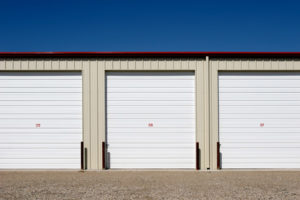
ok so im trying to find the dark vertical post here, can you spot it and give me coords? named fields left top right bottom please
left=84, top=148, right=87, bottom=170
left=196, top=142, right=200, bottom=170
left=81, top=141, right=84, bottom=170
left=217, top=142, right=221, bottom=169
left=102, top=142, right=106, bottom=169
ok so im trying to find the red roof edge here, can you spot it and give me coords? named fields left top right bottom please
left=0, top=52, right=300, bottom=57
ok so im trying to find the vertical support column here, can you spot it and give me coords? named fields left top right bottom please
left=209, top=60, right=219, bottom=170
left=90, top=60, right=99, bottom=169
left=196, top=57, right=210, bottom=170
left=196, top=60, right=203, bottom=170
left=82, top=62, right=91, bottom=169
left=204, top=56, right=210, bottom=169
left=98, top=60, right=106, bottom=170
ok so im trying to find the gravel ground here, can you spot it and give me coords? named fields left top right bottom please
left=0, top=171, right=300, bottom=200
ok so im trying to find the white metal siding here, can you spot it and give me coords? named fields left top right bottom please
left=0, top=72, right=82, bottom=169
left=106, top=72, right=196, bottom=168
left=219, top=72, right=300, bottom=168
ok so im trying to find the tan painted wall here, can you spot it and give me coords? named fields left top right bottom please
left=209, top=58, right=300, bottom=170
left=0, top=58, right=208, bottom=170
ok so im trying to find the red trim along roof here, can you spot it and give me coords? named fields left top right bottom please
left=0, top=52, right=300, bottom=57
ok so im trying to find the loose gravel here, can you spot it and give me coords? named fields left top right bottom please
left=0, top=171, right=299, bottom=200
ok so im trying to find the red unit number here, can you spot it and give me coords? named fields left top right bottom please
left=148, top=123, right=153, bottom=127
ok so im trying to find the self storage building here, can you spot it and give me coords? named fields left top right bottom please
left=0, top=52, right=300, bottom=170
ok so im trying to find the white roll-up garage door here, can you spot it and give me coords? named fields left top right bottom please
left=106, top=72, right=195, bottom=169
left=0, top=72, right=82, bottom=169
left=219, top=72, right=300, bottom=168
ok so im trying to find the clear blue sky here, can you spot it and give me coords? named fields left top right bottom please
left=1, top=0, right=300, bottom=52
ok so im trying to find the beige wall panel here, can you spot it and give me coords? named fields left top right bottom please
left=271, top=60, right=279, bottom=70
left=294, top=61, right=300, bottom=70
left=6, top=60, right=13, bottom=70
left=256, top=60, right=263, bottom=70
left=120, top=60, right=128, bottom=70
left=166, top=60, right=173, bottom=70
left=67, top=60, right=75, bottom=70
left=209, top=61, right=218, bottom=169
left=173, top=59, right=181, bottom=70
left=36, top=60, right=44, bottom=70
left=150, top=60, right=159, bottom=70
left=244, top=60, right=253, bottom=70
left=286, top=60, right=294, bottom=70
left=291, top=60, right=298, bottom=70
left=230, top=60, right=238, bottom=70
left=44, top=60, right=52, bottom=70
left=292, top=60, right=298, bottom=70
left=256, top=59, right=265, bottom=70
left=96, top=58, right=204, bottom=71
left=59, top=60, right=67, bottom=70
left=203, top=58, right=210, bottom=169
left=195, top=66, right=202, bottom=168
left=295, top=61, right=300, bottom=70
left=75, top=60, right=82, bottom=70
left=278, top=60, right=287, bottom=70
left=97, top=61, right=105, bottom=169
left=13, top=60, right=21, bottom=70
left=143, top=60, right=151, bottom=70
left=106, top=60, right=113, bottom=70
left=232, top=59, right=242, bottom=69
left=189, top=60, right=196, bottom=70
left=263, top=60, right=272, bottom=70
left=52, top=60, right=59, bottom=70
left=21, top=59, right=29, bottom=70
left=195, top=59, right=209, bottom=170
left=28, top=60, right=37, bottom=70
left=295, top=60, right=300, bottom=69
left=112, top=59, right=121, bottom=70
left=82, top=60, right=91, bottom=169
left=128, top=59, right=135, bottom=70
left=218, top=60, right=226, bottom=70
left=136, top=60, right=144, bottom=70
left=89, top=60, right=98, bottom=169
left=0, top=59, right=5, bottom=70
left=227, top=60, right=234, bottom=70
left=158, top=59, right=166, bottom=70
left=241, top=60, right=251, bottom=70
left=181, top=60, right=188, bottom=70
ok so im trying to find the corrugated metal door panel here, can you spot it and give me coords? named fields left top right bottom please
left=106, top=72, right=196, bottom=169
left=0, top=72, right=82, bottom=169
left=219, top=72, right=300, bottom=168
